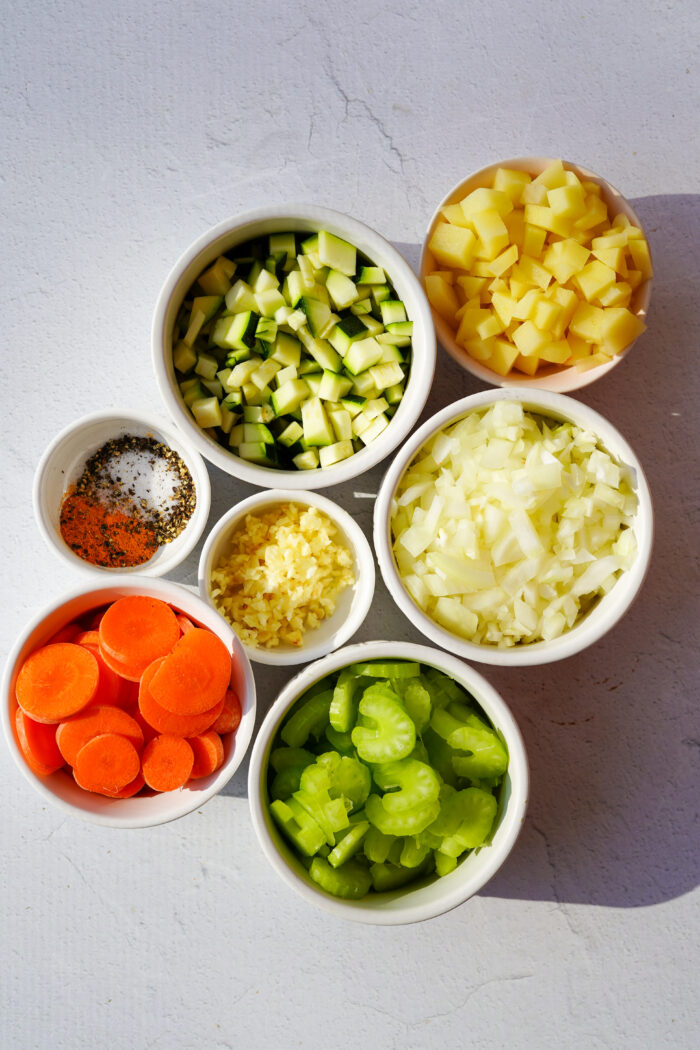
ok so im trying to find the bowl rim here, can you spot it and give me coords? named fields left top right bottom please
left=198, top=488, right=376, bottom=666
left=373, top=388, right=654, bottom=666
left=419, top=155, right=653, bottom=393
left=152, top=203, right=436, bottom=488
left=247, top=639, right=529, bottom=925
left=2, top=575, right=256, bottom=827
left=32, top=408, right=212, bottom=577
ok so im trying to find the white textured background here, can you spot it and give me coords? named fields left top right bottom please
left=2, top=2, right=699, bottom=1048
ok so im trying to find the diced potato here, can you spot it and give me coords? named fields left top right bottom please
left=517, top=255, right=552, bottom=290
left=569, top=302, right=605, bottom=342
left=460, top=188, right=513, bottom=221
left=493, top=167, right=532, bottom=203
left=491, top=290, right=519, bottom=326
left=512, top=320, right=549, bottom=356
left=471, top=209, right=509, bottom=260
left=542, top=239, right=590, bottom=284
left=486, top=243, right=518, bottom=277
left=626, top=269, right=644, bottom=290
left=513, top=352, right=540, bottom=375
left=511, top=288, right=540, bottom=321
left=522, top=223, right=547, bottom=257
left=628, top=238, right=653, bottom=280
left=572, top=260, right=617, bottom=302
left=531, top=159, right=567, bottom=189
left=440, top=203, right=473, bottom=227
left=539, top=339, right=572, bottom=364
left=461, top=337, right=495, bottom=362
left=456, top=275, right=488, bottom=300
left=476, top=312, right=506, bottom=339
left=592, top=244, right=628, bottom=274
left=428, top=222, right=477, bottom=269
left=533, top=296, right=563, bottom=332
left=598, top=281, right=632, bottom=308
left=523, top=204, right=571, bottom=237
left=425, top=273, right=460, bottom=322
left=489, top=338, right=519, bottom=375
left=472, top=259, right=495, bottom=277
left=574, top=195, right=608, bottom=230
left=547, top=183, right=586, bottom=219
left=566, top=333, right=593, bottom=361
left=598, top=307, right=646, bottom=354
left=575, top=350, right=613, bottom=371
left=504, top=209, right=526, bottom=249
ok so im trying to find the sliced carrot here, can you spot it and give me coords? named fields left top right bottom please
left=55, top=705, right=144, bottom=767
left=176, top=613, right=196, bottom=635
left=100, top=771, right=145, bottom=798
left=75, top=630, right=100, bottom=648
left=119, top=679, right=140, bottom=712
left=98, top=596, right=180, bottom=680
left=98, top=644, right=144, bottom=683
left=14, top=708, right=64, bottom=776
left=138, top=658, right=224, bottom=737
left=76, top=640, right=125, bottom=707
left=133, top=709, right=159, bottom=744
left=188, top=731, right=224, bottom=779
left=210, top=689, right=242, bottom=735
left=46, top=623, right=81, bottom=646
left=82, top=606, right=108, bottom=630
left=73, top=733, right=141, bottom=793
left=16, top=643, right=99, bottom=724
left=141, top=735, right=194, bottom=792
left=150, top=629, right=231, bottom=715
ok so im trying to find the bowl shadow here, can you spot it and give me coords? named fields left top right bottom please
left=209, top=196, right=699, bottom=909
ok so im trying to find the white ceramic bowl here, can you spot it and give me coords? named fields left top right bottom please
left=248, top=640, right=528, bottom=925
left=152, top=204, right=436, bottom=488
left=374, top=388, right=654, bottom=666
left=33, top=410, right=211, bottom=577
left=420, top=156, right=653, bottom=392
left=2, top=576, right=256, bottom=827
left=199, top=489, right=375, bottom=666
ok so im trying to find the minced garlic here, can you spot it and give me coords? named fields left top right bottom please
left=209, top=503, right=355, bottom=649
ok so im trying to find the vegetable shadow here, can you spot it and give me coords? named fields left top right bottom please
left=216, top=195, right=700, bottom=909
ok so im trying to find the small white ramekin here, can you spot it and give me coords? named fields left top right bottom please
left=199, top=489, right=375, bottom=666
left=248, top=640, right=528, bottom=925
left=374, top=388, right=653, bottom=666
left=420, top=157, right=653, bottom=392
left=2, top=576, right=256, bottom=828
left=152, top=204, right=436, bottom=488
left=33, top=410, right=211, bottom=577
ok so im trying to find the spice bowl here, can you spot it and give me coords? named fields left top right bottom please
left=198, top=489, right=375, bottom=666
left=248, top=640, right=529, bottom=924
left=2, top=576, right=256, bottom=828
left=33, top=410, right=211, bottom=576
left=152, top=204, right=436, bottom=489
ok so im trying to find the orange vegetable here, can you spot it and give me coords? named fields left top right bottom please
left=55, top=705, right=144, bottom=767
left=188, top=731, right=224, bottom=779
left=46, top=623, right=81, bottom=646
left=76, top=637, right=126, bottom=707
left=100, top=771, right=145, bottom=798
left=138, top=658, right=224, bottom=737
left=98, top=596, right=180, bottom=681
left=75, top=630, right=100, bottom=647
left=210, top=689, right=242, bottom=735
left=176, top=613, right=196, bottom=635
left=150, top=629, right=231, bottom=715
left=16, top=643, right=99, bottom=724
left=14, top=708, right=64, bottom=776
left=141, top=735, right=194, bottom=792
left=73, top=733, right=141, bottom=794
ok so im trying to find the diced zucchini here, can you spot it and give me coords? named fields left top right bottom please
left=359, top=413, right=389, bottom=444
left=183, top=309, right=206, bottom=347
left=194, top=353, right=220, bottom=381
left=192, top=295, right=224, bottom=325
left=326, top=269, right=359, bottom=310
left=173, top=341, right=197, bottom=373
left=385, top=382, right=405, bottom=405
left=219, top=404, right=237, bottom=435
left=271, top=332, right=302, bottom=367
left=368, top=361, right=404, bottom=391
left=342, top=336, right=384, bottom=375
left=300, top=234, right=319, bottom=256
left=225, top=347, right=252, bottom=366
left=380, top=300, right=407, bottom=325
left=198, top=256, right=236, bottom=296
left=243, top=404, right=275, bottom=424
left=371, top=284, right=391, bottom=305
left=286, top=308, right=307, bottom=331
left=298, top=358, right=322, bottom=376
left=253, top=267, right=279, bottom=294
left=319, top=440, right=354, bottom=467
left=318, top=231, right=356, bottom=276
left=283, top=270, right=306, bottom=307
left=222, top=391, right=243, bottom=411
left=238, top=441, right=278, bottom=466
left=271, top=378, right=311, bottom=416
left=251, top=358, right=282, bottom=390
left=387, top=320, right=413, bottom=337
left=298, top=327, right=342, bottom=372
left=269, top=232, right=296, bottom=262
left=318, top=370, right=353, bottom=402
left=212, top=311, right=259, bottom=351
left=304, top=373, right=323, bottom=396
left=256, top=288, right=287, bottom=318
left=301, top=397, right=335, bottom=446
left=351, top=370, right=380, bottom=397
left=293, top=448, right=320, bottom=470
left=297, top=254, right=316, bottom=288
left=301, top=297, right=333, bottom=338
left=227, top=357, right=262, bottom=388
left=359, top=313, right=384, bottom=337
left=274, top=304, right=294, bottom=325
left=275, top=364, right=298, bottom=387
left=225, top=279, right=257, bottom=313
left=181, top=379, right=206, bottom=406
left=327, top=407, right=353, bottom=442
left=201, top=378, right=223, bottom=398
left=191, top=397, right=222, bottom=428
left=361, top=397, right=389, bottom=421
left=377, top=330, right=411, bottom=347
left=278, top=421, right=304, bottom=447
left=339, top=395, right=366, bottom=418
left=350, top=298, right=372, bottom=315
left=358, top=266, right=386, bottom=284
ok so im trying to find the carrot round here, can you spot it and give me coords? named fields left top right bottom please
left=119, top=680, right=140, bottom=712
left=56, top=705, right=144, bottom=767
left=133, top=709, right=159, bottom=744
left=46, top=623, right=81, bottom=646
left=98, top=596, right=180, bottom=680
left=176, top=614, right=196, bottom=635
left=76, top=639, right=125, bottom=707
left=75, top=630, right=100, bottom=648
left=141, top=735, right=194, bottom=792
left=138, top=658, right=224, bottom=737
left=73, top=733, right=140, bottom=794
left=150, top=629, right=231, bottom=715
left=188, top=731, right=224, bottom=779
left=14, top=708, right=64, bottom=776
left=210, top=689, right=242, bottom=735
left=16, top=643, right=99, bottom=724
left=100, top=771, right=145, bottom=798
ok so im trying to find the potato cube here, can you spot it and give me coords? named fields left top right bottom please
left=523, top=204, right=572, bottom=237
left=431, top=269, right=455, bottom=284
left=456, top=305, right=490, bottom=343
left=521, top=181, right=549, bottom=205
left=428, top=222, right=477, bottom=269
left=592, top=244, right=627, bottom=274
left=471, top=208, right=509, bottom=259
left=522, top=223, right=547, bottom=257
left=574, top=195, right=608, bottom=230
left=532, top=159, right=567, bottom=189
left=547, top=285, right=579, bottom=337
left=569, top=302, right=605, bottom=342
left=472, top=259, right=495, bottom=277
left=476, top=312, right=506, bottom=339
left=440, top=203, right=473, bottom=228
left=504, top=209, right=526, bottom=248
left=592, top=230, right=628, bottom=250
left=598, top=281, right=632, bottom=308
left=566, top=333, right=593, bottom=361
left=487, top=243, right=518, bottom=277
left=493, top=167, right=532, bottom=203
left=628, top=238, right=653, bottom=280
left=425, top=274, right=460, bottom=322
left=491, top=290, right=519, bottom=326
left=539, top=339, right=572, bottom=364
left=460, top=187, right=513, bottom=221
left=542, top=239, right=590, bottom=284
left=598, top=307, right=646, bottom=354
left=533, top=296, right=563, bottom=332
left=512, top=320, right=549, bottom=356
left=456, top=275, right=488, bottom=300
left=626, top=269, right=643, bottom=290
left=513, top=353, right=540, bottom=375
left=511, top=288, right=540, bottom=320
left=488, top=277, right=508, bottom=295
left=489, top=338, right=520, bottom=375
left=582, top=180, right=603, bottom=198
left=572, top=260, right=617, bottom=302
left=517, top=255, right=552, bottom=290
left=547, top=183, right=586, bottom=219
left=509, top=276, right=532, bottom=298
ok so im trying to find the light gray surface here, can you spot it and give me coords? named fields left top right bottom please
left=2, top=2, right=698, bottom=1048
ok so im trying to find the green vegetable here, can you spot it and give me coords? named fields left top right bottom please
left=351, top=684, right=416, bottom=764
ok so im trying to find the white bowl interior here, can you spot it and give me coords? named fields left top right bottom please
left=420, top=156, right=653, bottom=393
left=199, top=490, right=375, bottom=666
left=374, top=389, right=654, bottom=667
left=34, top=412, right=211, bottom=577
left=2, top=577, right=256, bottom=827
left=248, top=641, right=528, bottom=924
left=153, top=206, right=435, bottom=488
